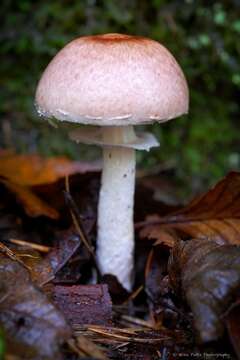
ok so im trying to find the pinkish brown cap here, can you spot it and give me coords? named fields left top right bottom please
left=35, top=33, right=189, bottom=126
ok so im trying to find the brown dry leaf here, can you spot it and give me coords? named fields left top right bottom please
left=32, top=229, right=82, bottom=286
left=169, top=238, right=240, bottom=343
left=0, top=151, right=100, bottom=186
left=144, top=236, right=179, bottom=329
left=2, top=179, right=59, bottom=219
left=0, top=253, right=70, bottom=359
left=0, top=151, right=100, bottom=219
left=11, top=229, right=82, bottom=287
left=139, top=172, right=240, bottom=245
left=142, top=225, right=177, bottom=248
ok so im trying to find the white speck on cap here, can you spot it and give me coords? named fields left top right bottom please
left=35, top=33, right=189, bottom=126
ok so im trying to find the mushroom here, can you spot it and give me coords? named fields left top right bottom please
left=35, top=33, right=189, bottom=291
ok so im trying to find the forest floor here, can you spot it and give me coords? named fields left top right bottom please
left=0, top=150, right=239, bottom=360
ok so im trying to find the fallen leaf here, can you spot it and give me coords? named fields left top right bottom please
left=0, top=151, right=100, bottom=219
left=145, top=247, right=170, bottom=302
left=144, top=239, right=179, bottom=329
left=0, top=151, right=100, bottom=186
left=0, top=253, right=70, bottom=359
left=225, top=299, right=240, bottom=359
left=30, top=228, right=82, bottom=286
left=168, top=238, right=240, bottom=343
left=139, top=172, right=240, bottom=245
left=1, top=180, right=59, bottom=219
left=141, top=225, right=177, bottom=248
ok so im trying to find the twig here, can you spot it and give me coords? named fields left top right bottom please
left=120, top=315, right=154, bottom=329
left=86, top=325, right=170, bottom=344
left=64, top=176, right=101, bottom=279
left=9, top=238, right=51, bottom=253
left=0, top=242, right=30, bottom=270
left=122, top=285, right=144, bottom=305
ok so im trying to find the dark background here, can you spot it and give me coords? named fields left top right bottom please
left=1, top=0, right=240, bottom=193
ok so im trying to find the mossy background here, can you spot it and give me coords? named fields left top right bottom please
left=1, top=0, right=240, bottom=193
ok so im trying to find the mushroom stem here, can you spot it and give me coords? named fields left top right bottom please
left=97, top=126, right=136, bottom=290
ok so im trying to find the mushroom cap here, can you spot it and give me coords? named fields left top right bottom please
left=35, top=33, right=189, bottom=126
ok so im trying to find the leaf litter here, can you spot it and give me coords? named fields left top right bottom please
left=0, top=153, right=240, bottom=359
left=138, top=172, right=240, bottom=245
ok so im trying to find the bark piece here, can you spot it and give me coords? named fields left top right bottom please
left=52, top=284, right=112, bottom=326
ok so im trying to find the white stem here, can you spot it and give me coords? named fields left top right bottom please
left=97, top=126, right=136, bottom=290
